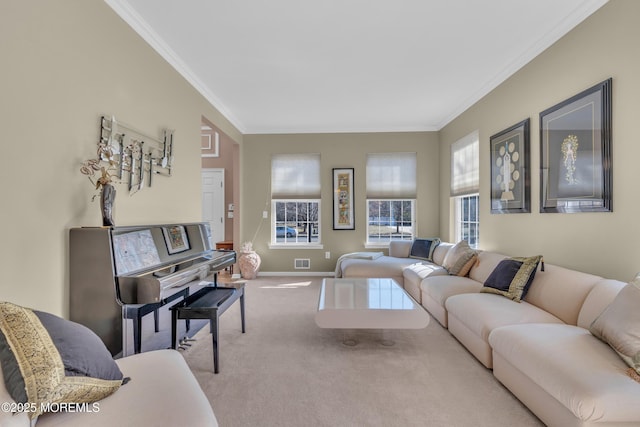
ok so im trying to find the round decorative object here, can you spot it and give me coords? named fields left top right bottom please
left=239, top=250, right=261, bottom=279
left=100, top=183, right=116, bottom=227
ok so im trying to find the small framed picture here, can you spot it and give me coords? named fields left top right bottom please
left=540, top=78, right=612, bottom=213
left=333, top=168, right=354, bottom=230
left=162, top=225, right=190, bottom=254
left=490, top=118, right=531, bottom=214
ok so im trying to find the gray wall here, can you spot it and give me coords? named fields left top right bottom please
left=438, top=0, right=639, bottom=281
left=241, top=132, right=440, bottom=273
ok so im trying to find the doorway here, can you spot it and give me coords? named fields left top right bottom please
left=202, top=168, right=225, bottom=245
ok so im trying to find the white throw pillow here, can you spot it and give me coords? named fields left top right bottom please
left=590, top=273, right=640, bottom=376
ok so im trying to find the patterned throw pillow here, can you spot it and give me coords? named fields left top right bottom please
left=481, top=255, right=543, bottom=302
left=0, top=302, right=125, bottom=420
left=442, top=240, right=478, bottom=276
left=409, top=238, right=441, bottom=262
left=590, top=274, right=640, bottom=377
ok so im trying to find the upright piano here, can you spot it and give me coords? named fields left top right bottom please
left=69, top=222, right=235, bottom=357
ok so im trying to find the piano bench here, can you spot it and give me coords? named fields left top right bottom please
left=170, top=283, right=245, bottom=373
left=124, top=287, right=190, bottom=354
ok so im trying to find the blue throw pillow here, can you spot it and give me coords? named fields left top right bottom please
left=481, top=255, right=543, bottom=302
left=409, top=238, right=441, bottom=262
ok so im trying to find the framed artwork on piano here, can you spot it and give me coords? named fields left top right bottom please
left=162, top=225, right=190, bottom=254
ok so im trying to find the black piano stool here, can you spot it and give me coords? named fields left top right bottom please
left=170, top=283, right=245, bottom=373
left=123, top=288, right=190, bottom=354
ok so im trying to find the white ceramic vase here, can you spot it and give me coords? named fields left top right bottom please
left=239, top=250, right=261, bottom=279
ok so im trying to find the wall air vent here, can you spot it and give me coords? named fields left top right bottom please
left=294, top=259, right=310, bottom=269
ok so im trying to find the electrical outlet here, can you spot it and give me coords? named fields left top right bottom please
left=262, top=211, right=268, bottom=218
left=325, top=251, right=330, bottom=259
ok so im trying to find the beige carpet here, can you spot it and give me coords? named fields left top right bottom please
left=180, top=277, right=543, bottom=427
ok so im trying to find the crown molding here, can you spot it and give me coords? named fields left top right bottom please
left=243, top=124, right=440, bottom=135
left=105, top=0, right=608, bottom=135
left=435, top=0, right=609, bottom=130
left=104, top=0, right=247, bottom=134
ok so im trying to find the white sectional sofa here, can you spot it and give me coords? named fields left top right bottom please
left=338, top=240, right=451, bottom=303
left=337, top=240, right=640, bottom=427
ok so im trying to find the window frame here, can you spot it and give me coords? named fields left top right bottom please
left=365, top=152, right=417, bottom=248
left=450, top=131, right=480, bottom=248
left=270, top=199, right=322, bottom=249
left=270, top=153, right=322, bottom=249
left=454, top=193, right=479, bottom=249
left=365, top=199, right=416, bottom=248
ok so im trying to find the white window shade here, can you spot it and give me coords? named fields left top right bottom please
left=271, top=153, right=321, bottom=199
left=450, top=132, right=479, bottom=197
left=366, top=152, right=416, bottom=199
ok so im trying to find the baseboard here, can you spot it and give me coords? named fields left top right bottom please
left=256, top=271, right=334, bottom=277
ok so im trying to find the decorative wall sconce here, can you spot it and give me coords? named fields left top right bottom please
left=99, top=115, right=174, bottom=194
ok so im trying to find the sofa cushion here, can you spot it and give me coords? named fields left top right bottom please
left=402, top=263, right=448, bottom=303
left=0, top=302, right=124, bottom=420
left=0, top=364, right=28, bottom=427
left=490, top=323, right=640, bottom=423
left=481, top=255, right=542, bottom=302
left=446, top=293, right=563, bottom=343
left=388, top=240, right=412, bottom=258
left=420, top=275, right=483, bottom=327
left=590, top=274, right=640, bottom=376
left=442, top=240, right=477, bottom=277
left=577, top=279, right=626, bottom=329
left=467, top=251, right=507, bottom=284
left=36, top=350, right=218, bottom=427
left=431, top=242, right=453, bottom=266
left=446, top=293, right=564, bottom=368
left=524, top=263, right=603, bottom=326
left=409, top=238, right=441, bottom=262
left=340, top=256, right=417, bottom=285
left=421, top=275, right=483, bottom=307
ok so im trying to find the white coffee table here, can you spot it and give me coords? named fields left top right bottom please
left=316, top=278, right=430, bottom=330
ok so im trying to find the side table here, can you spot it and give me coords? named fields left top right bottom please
left=215, top=240, right=234, bottom=275
left=170, top=281, right=245, bottom=373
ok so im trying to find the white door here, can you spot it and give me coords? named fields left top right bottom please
left=202, top=169, right=225, bottom=245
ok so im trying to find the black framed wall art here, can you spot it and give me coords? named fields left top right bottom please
left=333, top=168, right=354, bottom=230
left=490, top=118, right=530, bottom=214
left=539, top=78, right=612, bottom=213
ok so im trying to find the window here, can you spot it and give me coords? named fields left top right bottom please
left=367, top=200, right=415, bottom=244
left=366, top=153, right=416, bottom=246
left=451, top=132, right=479, bottom=248
left=272, top=200, right=320, bottom=244
left=456, top=194, right=479, bottom=248
left=271, top=154, right=321, bottom=247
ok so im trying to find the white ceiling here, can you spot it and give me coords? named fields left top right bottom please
left=106, top=0, right=608, bottom=134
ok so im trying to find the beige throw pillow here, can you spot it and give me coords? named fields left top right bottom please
left=590, top=274, right=640, bottom=376
left=442, top=240, right=477, bottom=277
